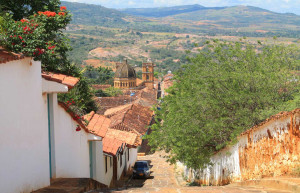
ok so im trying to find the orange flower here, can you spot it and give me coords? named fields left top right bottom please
left=60, top=6, right=67, bottom=11
left=20, top=19, right=28, bottom=23
left=38, top=11, right=56, bottom=17
left=58, top=12, right=65, bottom=16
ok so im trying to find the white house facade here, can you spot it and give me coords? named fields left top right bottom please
left=0, top=49, right=106, bottom=192
left=0, top=56, right=50, bottom=193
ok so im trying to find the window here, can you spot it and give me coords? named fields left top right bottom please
left=105, top=156, right=108, bottom=173
left=110, top=157, right=112, bottom=167
left=120, top=154, right=122, bottom=167
left=128, top=149, right=130, bottom=161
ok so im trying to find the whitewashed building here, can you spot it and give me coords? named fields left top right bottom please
left=0, top=51, right=51, bottom=193
left=0, top=49, right=105, bottom=193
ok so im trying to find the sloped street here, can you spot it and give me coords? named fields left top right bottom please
left=90, top=152, right=298, bottom=193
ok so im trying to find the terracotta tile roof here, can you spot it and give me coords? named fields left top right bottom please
left=136, top=78, right=143, bottom=86
left=42, top=72, right=80, bottom=89
left=105, top=128, right=142, bottom=147
left=86, top=112, right=110, bottom=138
left=102, top=137, right=125, bottom=156
left=58, top=102, right=102, bottom=138
left=163, top=73, right=174, bottom=81
left=0, top=47, right=25, bottom=64
left=95, top=95, right=135, bottom=115
left=83, top=111, right=95, bottom=123
left=109, top=104, right=154, bottom=135
left=104, top=103, right=133, bottom=117
left=91, top=84, right=111, bottom=90
left=134, top=87, right=157, bottom=107
left=240, top=108, right=300, bottom=136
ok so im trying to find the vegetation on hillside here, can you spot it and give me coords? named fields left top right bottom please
left=121, top=4, right=206, bottom=17
left=62, top=1, right=300, bottom=37
left=147, top=41, right=300, bottom=170
left=61, top=1, right=129, bottom=27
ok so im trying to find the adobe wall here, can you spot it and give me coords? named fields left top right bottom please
left=179, top=109, right=300, bottom=185
left=239, top=110, right=300, bottom=181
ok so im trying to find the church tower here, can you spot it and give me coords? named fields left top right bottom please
left=142, top=60, right=154, bottom=89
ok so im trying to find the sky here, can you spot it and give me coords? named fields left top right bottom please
left=64, top=0, right=300, bottom=15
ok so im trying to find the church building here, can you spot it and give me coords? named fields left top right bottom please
left=113, top=59, right=154, bottom=89
left=114, top=59, right=137, bottom=89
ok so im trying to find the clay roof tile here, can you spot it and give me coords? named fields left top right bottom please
left=42, top=71, right=79, bottom=89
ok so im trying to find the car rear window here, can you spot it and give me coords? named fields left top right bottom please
left=134, top=162, right=148, bottom=168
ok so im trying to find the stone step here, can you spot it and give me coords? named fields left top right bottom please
left=228, top=178, right=300, bottom=193
left=33, top=178, right=108, bottom=193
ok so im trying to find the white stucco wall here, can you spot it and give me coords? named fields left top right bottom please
left=101, top=155, right=114, bottom=186
left=94, top=141, right=105, bottom=184
left=126, top=148, right=138, bottom=171
left=53, top=103, right=92, bottom=178
left=117, top=147, right=127, bottom=180
left=0, top=58, right=50, bottom=193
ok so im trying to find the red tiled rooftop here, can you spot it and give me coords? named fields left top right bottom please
left=95, top=95, right=135, bottom=115
left=108, top=104, right=154, bottom=135
left=102, top=137, right=124, bottom=156
left=83, top=111, right=95, bottom=123
left=86, top=113, right=110, bottom=138
left=105, top=128, right=141, bottom=147
left=0, top=47, right=25, bottom=64
left=42, top=71, right=80, bottom=89
left=104, top=103, right=133, bottom=117
left=136, top=78, right=143, bottom=86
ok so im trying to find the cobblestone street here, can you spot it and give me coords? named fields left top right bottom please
left=90, top=152, right=296, bottom=193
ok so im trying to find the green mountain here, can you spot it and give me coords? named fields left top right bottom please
left=61, top=1, right=130, bottom=27
left=169, top=5, right=300, bottom=28
left=120, top=4, right=300, bottom=33
left=120, top=4, right=209, bottom=17
left=61, top=1, right=300, bottom=36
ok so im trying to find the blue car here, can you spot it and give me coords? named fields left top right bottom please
left=132, top=161, right=151, bottom=178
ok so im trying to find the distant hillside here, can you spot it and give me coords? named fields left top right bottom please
left=61, top=1, right=300, bottom=36
left=120, top=4, right=210, bottom=17
left=170, top=6, right=300, bottom=28
left=120, top=4, right=300, bottom=32
left=61, top=1, right=182, bottom=32
left=61, top=1, right=129, bottom=27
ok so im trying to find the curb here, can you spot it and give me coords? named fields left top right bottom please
left=228, top=178, right=300, bottom=193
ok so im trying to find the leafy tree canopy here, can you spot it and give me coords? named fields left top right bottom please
left=147, top=41, right=300, bottom=170
left=0, top=0, right=61, bottom=20
left=84, top=65, right=115, bottom=85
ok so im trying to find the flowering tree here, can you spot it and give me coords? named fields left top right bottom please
left=0, top=5, right=71, bottom=71
left=0, top=0, right=98, bottom=113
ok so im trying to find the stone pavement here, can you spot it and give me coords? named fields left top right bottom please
left=90, top=151, right=298, bottom=193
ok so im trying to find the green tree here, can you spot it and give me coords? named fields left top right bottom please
left=104, top=87, right=123, bottom=97
left=147, top=41, right=299, bottom=170
left=84, top=65, right=114, bottom=85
